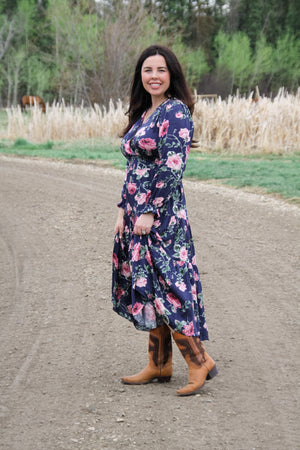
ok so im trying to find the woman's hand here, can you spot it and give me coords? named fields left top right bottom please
left=114, top=208, right=125, bottom=237
left=134, top=213, right=154, bottom=236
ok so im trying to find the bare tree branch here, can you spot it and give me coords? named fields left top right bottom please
left=0, top=17, right=16, bottom=61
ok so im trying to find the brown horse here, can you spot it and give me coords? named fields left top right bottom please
left=20, top=95, right=46, bottom=113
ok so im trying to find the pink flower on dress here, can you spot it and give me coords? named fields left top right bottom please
left=154, top=297, right=165, bottom=315
left=158, top=276, right=166, bottom=287
left=192, top=284, right=197, bottom=300
left=139, top=138, right=157, bottom=151
left=153, top=197, right=164, bottom=207
left=176, top=112, right=183, bottom=118
left=121, top=262, right=131, bottom=277
left=127, top=305, right=132, bottom=314
left=124, top=141, right=133, bottom=154
left=135, top=192, right=147, bottom=205
left=136, top=277, right=147, bottom=287
left=179, top=128, right=190, bottom=141
left=146, top=190, right=151, bottom=203
left=136, top=127, right=146, bottom=136
left=169, top=216, right=176, bottom=226
left=132, top=302, right=144, bottom=315
left=159, top=246, right=166, bottom=254
left=144, top=303, right=156, bottom=321
left=183, top=321, right=194, bottom=336
left=132, top=242, right=141, bottom=261
left=175, top=281, right=187, bottom=292
left=126, top=203, right=132, bottom=214
left=166, top=153, right=183, bottom=170
left=177, top=209, right=187, bottom=219
left=136, top=168, right=148, bottom=176
left=193, top=271, right=199, bottom=281
left=145, top=250, right=152, bottom=265
left=186, top=145, right=190, bottom=156
left=112, top=253, right=118, bottom=268
left=116, top=286, right=124, bottom=300
left=192, top=255, right=197, bottom=265
left=128, top=239, right=133, bottom=251
left=179, top=246, right=188, bottom=261
left=169, top=216, right=176, bottom=227
left=167, top=293, right=181, bottom=309
left=128, top=182, right=137, bottom=195
left=159, top=119, right=169, bottom=137
left=156, top=181, right=164, bottom=188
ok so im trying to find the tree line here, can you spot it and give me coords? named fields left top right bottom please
left=0, top=0, right=299, bottom=107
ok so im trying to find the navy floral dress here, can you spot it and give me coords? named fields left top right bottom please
left=112, top=98, right=208, bottom=340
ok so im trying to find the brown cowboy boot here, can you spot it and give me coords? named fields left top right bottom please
left=121, top=323, right=172, bottom=384
left=172, top=330, right=218, bottom=396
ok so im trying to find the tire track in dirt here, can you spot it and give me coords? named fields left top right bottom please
left=0, top=155, right=299, bottom=450
left=0, top=206, right=44, bottom=389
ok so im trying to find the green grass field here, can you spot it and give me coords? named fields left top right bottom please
left=0, top=136, right=299, bottom=204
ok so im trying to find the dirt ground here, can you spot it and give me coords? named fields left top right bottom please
left=0, top=155, right=299, bottom=450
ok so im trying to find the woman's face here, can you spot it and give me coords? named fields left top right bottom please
left=141, top=54, right=170, bottom=101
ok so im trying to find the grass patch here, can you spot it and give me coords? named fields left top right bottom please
left=186, top=152, right=300, bottom=202
left=13, top=138, right=54, bottom=150
left=0, top=138, right=299, bottom=203
left=0, top=138, right=124, bottom=167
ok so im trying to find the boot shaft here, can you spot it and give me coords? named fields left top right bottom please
left=172, top=330, right=206, bottom=367
left=149, top=323, right=172, bottom=368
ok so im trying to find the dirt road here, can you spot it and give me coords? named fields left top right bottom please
left=0, top=155, right=299, bottom=450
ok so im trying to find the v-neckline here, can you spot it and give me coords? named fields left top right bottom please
left=142, top=99, right=169, bottom=124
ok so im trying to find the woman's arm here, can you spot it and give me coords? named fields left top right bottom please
left=114, top=207, right=125, bottom=237
left=136, top=101, right=194, bottom=217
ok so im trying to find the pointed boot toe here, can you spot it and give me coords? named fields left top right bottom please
left=172, top=331, right=218, bottom=396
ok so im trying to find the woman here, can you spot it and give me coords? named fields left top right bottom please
left=112, top=45, right=218, bottom=396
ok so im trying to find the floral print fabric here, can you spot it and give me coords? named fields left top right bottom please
left=112, top=99, right=208, bottom=339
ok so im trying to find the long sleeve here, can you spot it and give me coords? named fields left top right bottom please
left=136, top=102, right=194, bottom=216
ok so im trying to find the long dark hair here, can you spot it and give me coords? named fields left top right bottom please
left=122, top=45, right=194, bottom=136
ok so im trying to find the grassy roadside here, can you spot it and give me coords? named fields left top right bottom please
left=0, top=138, right=299, bottom=204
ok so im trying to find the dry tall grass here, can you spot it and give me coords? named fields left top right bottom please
left=6, top=99, right=127, bottom=143
left=193, top=88, right=300, bottom=153
left=4, top=89, right=300, bottom=154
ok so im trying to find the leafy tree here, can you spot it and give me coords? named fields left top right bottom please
left=172, top=40, right=209, bottom=90
left=47, top=0, right=159, bottom=105
left=0, top=0, right=19, bottom=16
left=249, top=36, right=274, bottom=90
left=1, top=0, right=299, bottom=105
left=234, top=0, right=297, bottom=47
left=272, top=33, right=300, bottom=91
left=145, top=0, right=214, bottom=50
left=286, top=0, right=300, bottom=37
left=215, top=30, right=252, bottom=93
left=0, top=13, right=17, bottom=60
